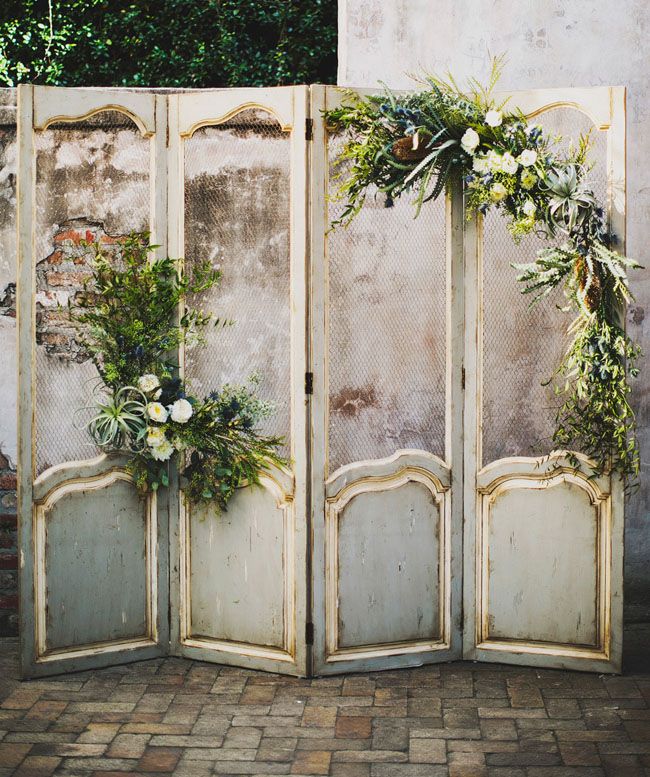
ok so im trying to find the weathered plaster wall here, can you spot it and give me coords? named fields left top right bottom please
left=339, top=0, right=650, bottom=622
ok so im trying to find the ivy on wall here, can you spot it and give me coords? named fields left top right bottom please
left=0, top=0, right=337, bottom=87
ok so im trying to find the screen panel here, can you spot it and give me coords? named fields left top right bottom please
left=183, top=108, right=291, bottom=452
left=33, top=111, right=151, bottom=475
left=326, top=133, right=448, bottom=474
left=481, top=108, right=608, bottom=465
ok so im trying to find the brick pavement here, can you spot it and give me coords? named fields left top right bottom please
left=0, top=639, right=648, bottom=776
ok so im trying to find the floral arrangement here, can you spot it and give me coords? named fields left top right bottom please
left=325, top=61, right=641, bottom=485
left=75, top=234, right=285, bottom=509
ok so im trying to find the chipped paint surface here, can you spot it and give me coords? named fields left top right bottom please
left=339, top=0, right=650, bottom=620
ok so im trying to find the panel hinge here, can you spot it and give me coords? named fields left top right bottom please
left=305, top=118, right=314, bottom=141
left=305, top=371, right=314, bottom=395
left=461, top=367, right=466, bottom=390
left=305, top=622, right=314, bottom=645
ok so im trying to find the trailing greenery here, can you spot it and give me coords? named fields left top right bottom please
left=76, top=235, right=285, bottom=509
left=325, top=59, right=642, bottom=485
left=0, top=0, right=336, bottom=87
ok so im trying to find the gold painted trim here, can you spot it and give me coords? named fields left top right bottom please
left=37, top=105, right=154, bottom=137
left=476, top=469, right=611, bottom=658
left=179, top=472, right=296, bottom=659
left=182, top=636, right=294, bottom=663
left=181, top=102, right=292, bottom=137
left=33, top=469, right=158, bottom=661
left=325, top=467, right=451, bottom=660
left=38, top=636, right=158, bottom=663
left=523, top=101, right=611, bottom=131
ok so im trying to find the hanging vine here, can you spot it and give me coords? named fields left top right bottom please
left=325, top=60, right=641, bottom=485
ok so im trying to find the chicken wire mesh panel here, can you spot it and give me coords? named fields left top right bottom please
left=183, top=109, right=291, bottom=454
left=326, top=132, right=448, bottom=475
left=33, top=111, right=151, bottom=475
left=481, top=107, right=608, bottom=465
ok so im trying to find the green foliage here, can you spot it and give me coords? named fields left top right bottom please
left=74, top=234, right=221, bottom=389
left=551, top=316, right=641, bottom=482
left=74, top=234, right=285, bottom=510
left=0, top=0, right=336, bottom=87
left=325, top=62, right=642, bottom=486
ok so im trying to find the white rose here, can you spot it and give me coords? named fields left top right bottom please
left=147, top=427, right=166, bottom=448
left=485, top=110, right=503, bottom=127
left=138, top=374, right=160, bottom=393
left=501, top=152, right=518, bottom=174
left=486, top=150, right=502, bottom=172
left=150, top=439, right=174, bottom=462
left=490, top=182, right=508, bottom=202
left=472, top=155, right=489, bottom=174
left=460, top=127, right=480, bottom=154
left=522, top=200, right=537, bottom=217
left=170, top=398, right=193, bottom=424
left=147, top=402, right=168, bottom=423
left=518, top=149, right=538, bottom=167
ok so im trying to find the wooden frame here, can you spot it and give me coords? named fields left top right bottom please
left=167, top=87, right=310, bottom=676
left=17, top=86, right=169, bottom=677
left=309, top=86, right=464, bottom=674
left=462, top=86, right=626, bottom=672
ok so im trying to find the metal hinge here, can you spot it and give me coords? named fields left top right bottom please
left=461, top=367, right=466, bottom=390
left=305, top=622, right=314, bottom=645
left=305, top=118, right=314, bottom=141
left=305, top=371, right=314, bottom=395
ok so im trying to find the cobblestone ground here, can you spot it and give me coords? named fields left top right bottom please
left=0, top=640, right=648, bottom=777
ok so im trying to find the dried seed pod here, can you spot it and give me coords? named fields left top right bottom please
left=391, top=132, right=433, bottom=162
left=574, top=256, right=602, bottom=312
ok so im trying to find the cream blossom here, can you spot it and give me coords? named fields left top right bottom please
left=522, top=200, right=537, bottom=217
left=501, top=152, right=518, bottom=174
left=138, top=374, right=160, bottom=393
left=472, top=155, right=489, bottom=173
left=486, top=150, right=503, bottom=172
left=518, top=149, right=538, bottom=167
left=170, top=398, right=193, bottom=424
left=172, top=436, right=186, bottom=451
left=146, top=427, right=166, bottom=448
left=147, top=402, right=168, bottom=423
left=460, top=127, right=480, bottom=154
left=150, top=439, right=174, bottom=461
left=520, top=169, right=537, bottom=190
left=490, top=182, right=508, bottom=202
left=485, top=109, right=503, bottom=127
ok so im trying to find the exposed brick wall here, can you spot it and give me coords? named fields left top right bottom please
left=0, top=451, right=17, bottom=636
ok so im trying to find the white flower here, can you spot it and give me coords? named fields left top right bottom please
left=490, top=182, right=508, bottom=202
left=147, top=402, right=168, bottom=423
left=460, top=127, right=480, bottom=154
left=153, top=388, right=162, bottom=400
left=472, top=155, right=489, bottom=174
left=138, top=374, right=160, bottom=393
left=485, top=110, right=503, bottom=127
left=522, top=200, right=537, bottom=217
left=150, top=439, right=174, bottom=461
left=147, top=427, right=166, bottom=448
left=501, top=152, right=518, bottom=175
left=170, top=398, right=193, bottom=424
left=486, top=150, right=502, bottom=172
left=518, top=149, right=538, bottom=167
